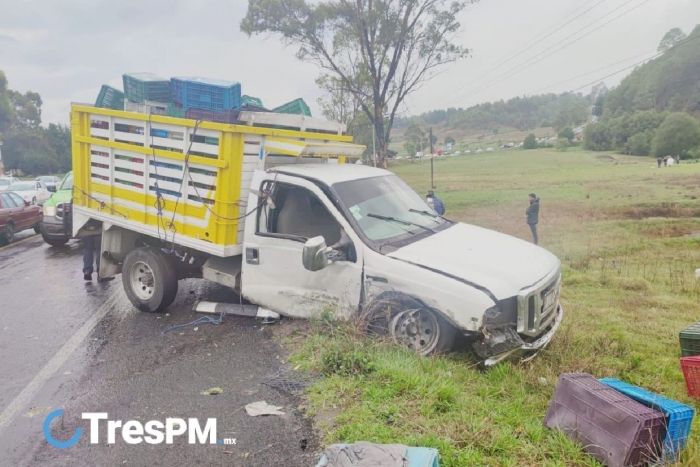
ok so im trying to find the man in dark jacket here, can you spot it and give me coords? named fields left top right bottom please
left=426, top=190, right=445, bottom=216
left=526, top=193, right=540, bottom=245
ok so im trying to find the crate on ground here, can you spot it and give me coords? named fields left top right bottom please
left=680, top=356, right=700, bottom=398
left=122, top=73, right=171, bottom=104
left=242, top=95, right=264, bottom=108
left=95, top=85, right=124, bottom=110
left=185, top=108, right=241, bottom=124
left=273, top=98, right=311, bottom=116
left=124, top=100, right=168, bottom=116
left=171, top=77, right=241, bottom=111
left=679, top=321, right=700, bottom=357
left=544, top=373, right=666, bottom=467
left=600, top=378, right=694, bottom=463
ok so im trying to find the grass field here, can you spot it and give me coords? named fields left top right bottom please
left=288, top=149, right=700, bottom=466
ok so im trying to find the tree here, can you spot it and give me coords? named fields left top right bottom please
left=652, top=113, right=700, bottom=157
left=627, top=131, right=653, bottom=156
left=658, top=27, right=686, bottom=53
left=444, top=136, right=455, bottom=146
left=404, top=122, right=425, bottom=158
left=1, top=131, right=58, bottom=175
left=583, top=122, right=612, bottom=151
left=555, top=138, right=570, bottom=152
left=44, top=124, right=72, bottom=172
left=558, top=126, right=575, bottom=142
left=523, top=133, right=538, bottom=150
left=592, top=95, right=605, bottom=118
left=241, top=0, right=472, bottom=166
left=0, top=70, right=15, bottom=134
left=9, top=90, right=42, bottom=129
left=316, top=74, right=361, bottom=128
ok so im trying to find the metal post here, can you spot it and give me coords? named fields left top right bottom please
left=429, top=128, right=435, bottom=188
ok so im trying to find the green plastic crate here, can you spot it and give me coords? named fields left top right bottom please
left=167, top=103, right=186, bottom=119
left=95, top=85, right=124, bottom=110
left=123, top=73, right=171, bottom=104
left=680, top=321, right=700, bottom=357
left=273, top=98, right=311, bottom=116
left=242, top=95, right=264, bottom=108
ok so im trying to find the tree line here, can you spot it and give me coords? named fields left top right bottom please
left=0, top=70, right=72, bottom=176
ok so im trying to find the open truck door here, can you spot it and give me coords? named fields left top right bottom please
left=241, top=170, right=364, bottom=319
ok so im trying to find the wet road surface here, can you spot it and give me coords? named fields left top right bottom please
left=0, top=236, right=318, bottom=466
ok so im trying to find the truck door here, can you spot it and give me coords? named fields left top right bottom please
left=241, top=171, right=364, bottom=319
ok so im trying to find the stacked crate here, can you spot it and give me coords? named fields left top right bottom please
left=242, top=95, right=264, bottom=108
left=123, top=73, right=171, bottom=104
left=171, top=77, right=241, bottom=112
left=95, top=85, right=125, bottom=110
left=273, top=98, right=311, bottom=116
left=124, top=100, right=168, bottom=116
left=679, top=321, right=700, bottom=357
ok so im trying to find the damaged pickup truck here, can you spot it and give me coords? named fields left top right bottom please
left=71, top=104, right=562, bottom=365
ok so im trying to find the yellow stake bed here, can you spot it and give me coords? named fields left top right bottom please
left=70, top=104, right=365, bottom=257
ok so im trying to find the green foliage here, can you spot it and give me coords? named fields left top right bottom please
left=9, top=90, right=42, bottom=130
left=584, top=110, right=670, bottom=154
left=652, top=112, right=700, bottom=157
left=2, top=131, right=58, bottom=175
left=320, top=341, right=377, bottom=376
left=627, top=131, right=653, bottom=156
left=555, top=137, right=570, bottom=152
left=522, top=133, right=538, bottom=150
left=604, top=25, right=700, bottom=117
left=444, top=136, right=455, bottom=146
left=558, top=126, right=575, bottom=142
left=658, top=27, right=687, bottom=53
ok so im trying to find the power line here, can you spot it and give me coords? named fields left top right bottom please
left=449, top=0, right=655, bottom=108
left=427, top=0, right=610, bottom=109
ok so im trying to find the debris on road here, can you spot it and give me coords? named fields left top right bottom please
left=194, top=301, right=280, bottom=322
left=201, top=387, right=223, bottom=396
left=245, top=401, right=285, bottom=417
left=315, top=443, right=440, bottom=467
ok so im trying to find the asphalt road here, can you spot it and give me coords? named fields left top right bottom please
left=0, top=235, right=318, bottom=466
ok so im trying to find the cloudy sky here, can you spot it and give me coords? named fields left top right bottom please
left=0, top=0, right=698, bottom=125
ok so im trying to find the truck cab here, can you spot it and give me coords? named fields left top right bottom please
left=241, top=164, right=562, bottom=364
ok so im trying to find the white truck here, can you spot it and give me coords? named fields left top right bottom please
left=70, top=104, right=562, bottom=365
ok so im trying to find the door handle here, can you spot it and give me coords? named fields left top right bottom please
left=246, top=247, right=259, bottom=265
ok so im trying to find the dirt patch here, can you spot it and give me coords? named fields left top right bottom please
left=596, top=155, right=618, bottom=164
left=639, top=223, right=694, bottom=239
left=610, top=204, right=700, bottom=220
left=271, top=318, right=311, bottom=354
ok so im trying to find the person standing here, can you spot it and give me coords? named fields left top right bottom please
left=426, top=190, right=446, bottom=215
left=83, top=235, right=113, bottom=282
left=657, top=157, right=662, bottom=168
left=526, top=193, right=540, bottom=245
left=676, top=155, right=681, bottom=166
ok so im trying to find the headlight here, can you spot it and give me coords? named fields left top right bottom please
left=43, top=205, right=56, bottom=217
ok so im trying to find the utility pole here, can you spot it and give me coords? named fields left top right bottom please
left=429, top=128, right=435, bottom=188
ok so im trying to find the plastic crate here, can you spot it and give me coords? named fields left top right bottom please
left=167, top=103, right=186, bottom=119
left=95, top=85, right=124, bottom=110
left=681, top=356, right=700, bottom=398
left=124, top=100, right=168, bottom=116
left=679, top=321, right=700, bottom=357
left=544, top=373, right=666, bottom=467
left=122, top=73, right=171, bottom=104
left=273, top=98, right=311, bottom=116
left=242, top=95, right=264, bottom=108
left=185, top=108, right=241, bottom=124
left=600, top=378, right=694, bottom=463
left=315, top=444, right=439, bottom=467
left=171, top=77, right=241, bottom=111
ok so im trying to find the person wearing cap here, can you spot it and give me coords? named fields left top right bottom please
left=526, top=193, right=540, bottom=245
left=426, top=190, right=445, bottom=215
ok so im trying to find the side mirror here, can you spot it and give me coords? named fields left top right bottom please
left=47, top=185, right=56, bottom=193
left=302, top=236, right=329, bottom=271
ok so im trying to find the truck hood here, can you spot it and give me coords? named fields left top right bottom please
left=387, top=223, right=560, bottom=300
left=44, top=189, right=72, bottom=207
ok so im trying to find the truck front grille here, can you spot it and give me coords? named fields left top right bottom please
left=517, top=270, right=561, bottom=337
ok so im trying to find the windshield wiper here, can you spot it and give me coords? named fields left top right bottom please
left=409, top=208, right=455, bottom=224
left=367, top=213, right=437, bottom=234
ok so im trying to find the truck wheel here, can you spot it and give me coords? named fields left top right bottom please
left=366, top=295, right=456, bottom=355
left=122, top=247, right=178, bottom=312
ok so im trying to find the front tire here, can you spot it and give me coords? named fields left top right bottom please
left=41, top=230, right=69, bottom=246
left=2, top=223, right=15, bottom=245
left=122, top=247, right=178, bottom=312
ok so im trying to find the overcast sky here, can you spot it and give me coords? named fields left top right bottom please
left=0, top=0, right=698, bottom=126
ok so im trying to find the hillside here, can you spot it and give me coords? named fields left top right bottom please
left=602, top=25, right=700, bottom=118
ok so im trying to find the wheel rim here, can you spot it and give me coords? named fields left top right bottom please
left=130, top=261, right=156, bottom=300
left=390, top=308, right=441, bottom=355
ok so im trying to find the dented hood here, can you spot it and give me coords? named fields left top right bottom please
left=387, top=223, right=560, bottom=300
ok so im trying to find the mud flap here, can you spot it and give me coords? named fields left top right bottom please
left=472, top=326, right=524, bottom=360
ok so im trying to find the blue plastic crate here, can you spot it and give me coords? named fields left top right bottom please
left=600, top=378, right=695, bottom=463
left=315, top=444, right=439, bottom=467
left=171, top=77, right=241, bottom=111
left=123, top=73, right=170, bottom=103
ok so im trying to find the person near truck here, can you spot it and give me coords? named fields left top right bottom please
left=526, top=193, right=540, bottom=245
left=426, top=190, right=445, bottom=215
left=82, top=235, right=113, bottom=282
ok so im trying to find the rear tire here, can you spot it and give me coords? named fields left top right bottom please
left=122, top=247, right=178, bottom=312
left=41, top=230, right=69, bottom=246
left=2, top=223, right=15, bottom=245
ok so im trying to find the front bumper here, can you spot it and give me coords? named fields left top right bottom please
left=482, top=304, right=563, bottom=367
left=40, top=216, right=71, bottom=240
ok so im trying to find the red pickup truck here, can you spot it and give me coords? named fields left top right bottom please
left=0, top=191, right=42, bottom=245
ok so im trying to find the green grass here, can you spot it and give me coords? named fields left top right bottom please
left=288, top=149, right=700, bottom=466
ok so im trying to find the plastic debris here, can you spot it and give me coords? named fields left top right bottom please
left=201, top=387, right=223, bottom=396
left=245, top=401, right=285, bottom=416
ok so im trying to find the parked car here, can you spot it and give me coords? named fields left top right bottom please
left=40, top=172, right=73, bottom=246
left=5, top=180, right=51, bottom=205
left=0, top=191, right=42, bottom=245
left=35, top=176, right=61, bottom=191
left=0, top=176, right=20, bottom=190
left=476, top=148, right=483, bottom=154
left=486, top=147, right=494, bottom=152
